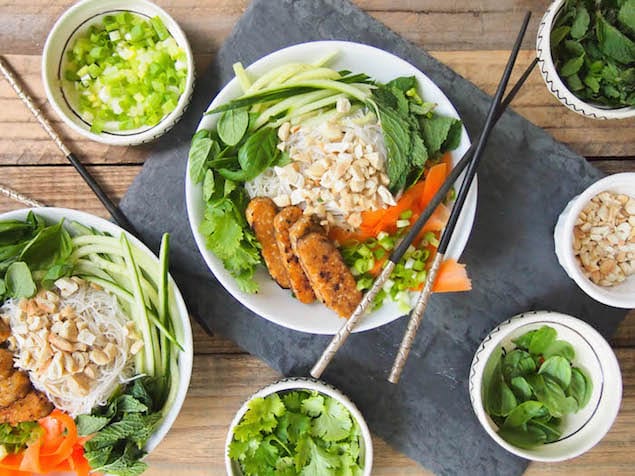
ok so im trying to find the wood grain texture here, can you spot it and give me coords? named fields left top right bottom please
left=140, top=349, right=635, bottom=475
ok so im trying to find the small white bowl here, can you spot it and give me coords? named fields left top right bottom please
left=469, top=311, right=622, bottom=462
left=554, top=173, right=635, bottom=309
left=225, top=377, right=373, bottom=475
left=0, top=207, right=194, bottom=454
left=42, top=0, right=195, bottom=146
left=536, top=0, right=635, bottom=120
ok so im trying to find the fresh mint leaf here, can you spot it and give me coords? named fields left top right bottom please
left=5, top=262, right=36, bottom=298
left=551, top=25, right=571, bottom=47
left=571, top=5, right=590, bottom=39
left=76, top=414, right=111, bottom=436
left=116, top=395, right=149, bottom=414
left=619, top=0, right=635, bottom=33
left=203, top=169, right=216, bottom=202
left=189, top=136, right=214, bottom=183
left=560, top=55, right=585, bottom=76
left=597, top=11, right=635, bottom=64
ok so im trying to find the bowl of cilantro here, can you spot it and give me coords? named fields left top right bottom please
left=225, top=378, right=373, bottom=475
left=536, top=0, right=635, bottom=119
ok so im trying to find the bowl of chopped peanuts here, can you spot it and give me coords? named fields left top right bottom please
left=554, top=173, right=635, bottom=309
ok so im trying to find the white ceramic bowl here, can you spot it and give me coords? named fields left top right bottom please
left=536, top=0, right=635, bottom=120
left=469, top=310, right=622, bottom=462
left=554, top=173, right=635, bottom=309
left=0, top=207, right=193, bottom=454
left=42, top=0, right=195, bottom=146
left=186, top=40, right=477, bottom=335
left=225, top=377, right=373, bottom=475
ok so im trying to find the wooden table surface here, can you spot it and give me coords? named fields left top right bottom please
left=0, top=1, right=633, bottom=474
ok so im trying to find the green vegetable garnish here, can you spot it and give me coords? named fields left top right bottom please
left=551, top=0, right=635, bottom=107
left=228, top=391, right=364, bottom=476
left=482, top=325, right=593, bottom=448
left=63, top=12, right=187, bottom=132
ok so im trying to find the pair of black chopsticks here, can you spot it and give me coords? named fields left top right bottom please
left=311, top=12, right=536, bottom=382
left=0, top=56, right=138, bottom=237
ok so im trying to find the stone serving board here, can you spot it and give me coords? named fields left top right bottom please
left=120, top=1, right=628, bottom=474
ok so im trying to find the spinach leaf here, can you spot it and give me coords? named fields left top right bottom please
left=539, top=355, right=572, bottom=388
left=217, top=108, right=249, bottom=146
left=567, top=367, right=593, bottom=408
left=5, top=262, right=36, bottom=298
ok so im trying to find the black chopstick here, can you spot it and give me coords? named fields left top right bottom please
left=310, top=22, right=536, bottom=380
left=0, top=56, right=139, bottom=237
left=388, top=11, right=533, bottom=384
left=389, top=56, right=538, bottom=264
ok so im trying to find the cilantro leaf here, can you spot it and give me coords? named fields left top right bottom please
left=298, top=437, right=340, bottom=476
left=311, top=397, right=353, bottom=442
left=301, top=393, right=325, bottom=417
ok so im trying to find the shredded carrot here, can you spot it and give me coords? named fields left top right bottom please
left=432, top=259, right=472, bottom=292
left=441, top=152, right=453, bottom=179
left=419, top=163, right=447, bottom=210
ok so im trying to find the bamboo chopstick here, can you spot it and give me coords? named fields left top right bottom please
left=310, top=16, right=537, bottom=381
left=0, top=56, right=138, bottom=236
left=387, top=11, right=533, bottom=384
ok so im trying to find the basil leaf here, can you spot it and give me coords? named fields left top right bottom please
left=217, top=108, right=249, bottom=146
left=5, top=262, right=36, bottom=298
left=510, top=376, right=533, bottom=402
left=189, top=137, right=215, bottom=184
left=512, top=330, right=536, bottom=350
left=502, top=349, right=537, bottom=381
left=498, top=424, right=546, bottom=449
left=203, top=169, right=216, bottom=202
left=528, top=326, right=557, bottom=355
left=527, top=374, right=578, bottom=418
left=503, top=401, right=545, bottom=428
left=529, top=419, right=562, bottom=443
left=539, top=355, right=572, bottom=389
left=543, top=339, right=575, bottom=360
left=237, top=127, right=279, bottom=180
left=567, top=367, right=593, bottom=409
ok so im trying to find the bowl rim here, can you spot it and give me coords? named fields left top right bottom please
left=536, top=0, right=635, bottom=120
left=185, top=39, right=478, bottom=335
left=224, top=377, right=373, bottom=476
left=554, top=172, right=635, bottom=309
left=469, top=310, right=622, bottom=462
left=0, top=206, right=194, bottom=454
left=41, top=0, right=196, bottom=146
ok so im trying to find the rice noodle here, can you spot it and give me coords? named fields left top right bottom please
left=1, top=285, right=134, bottom=417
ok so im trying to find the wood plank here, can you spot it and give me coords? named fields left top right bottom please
left=0, top=0, right=549, bottom=55
left=142, top=348, right=635, bottom=475
left=0, top=51, right=633, bottom=165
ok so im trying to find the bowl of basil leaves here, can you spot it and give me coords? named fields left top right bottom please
left=536, top=0, right=635, bottom=119
left=469, top=310, right=622, bottom=461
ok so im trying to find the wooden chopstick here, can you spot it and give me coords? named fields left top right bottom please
left=0, top=56, right=139, bottom=236
left=0, top=184, right=45, bottom=208
left=310, top=52, right=537, bottom=381
left=388, top=11, right=533, bottom=384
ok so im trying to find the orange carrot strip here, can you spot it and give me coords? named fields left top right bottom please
left=419, top=163, right=447, bottom=209
left=18, top=435, right=41, bottom=474
left=432, top=259, right=472, bottom=292
left=441, top=152, right=453, bottom=179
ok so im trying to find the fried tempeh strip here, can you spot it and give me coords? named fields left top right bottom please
left=0, top=320, right=10, bottom=343
left=0, top=349, right=15, bottom=379
left=289, top=215, right=325, bottom=249
left=245, top=197, right=290, bottom=289
left=0, top=370, right=31, bottom=407
left=274, top=207, right=315, bottom=304
left=294, top=232, right=362, bottom=318
left=0, top=391, right=53, bottom=425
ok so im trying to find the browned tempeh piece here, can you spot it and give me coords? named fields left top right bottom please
left=0, top=320, right=9, bottom=343
left=294, top=232, right=362, bottom=318
left=289, top=216, right=327, bottom=301
left=0, top=390, right=53, bottom=425
left=274, top=207, right=315, bottom=304
left=245, top=197, right=290, bottom=289
left=0, top=369, right=30, bottom=408
left=0, top=348, right=15, bottom=379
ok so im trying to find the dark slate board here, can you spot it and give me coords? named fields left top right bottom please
left=119, top=0, right=628, bottom=474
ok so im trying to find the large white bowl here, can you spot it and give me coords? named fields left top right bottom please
left=225, top=377, right=373, bottom=476
left=0, top=207, right=193, bottom=454
left=42, top=0, right=196, bottom=146
left=469, top=311, right=622, bottom=462
left=554, top=173, right=635, bottom=309
left=185, top=40, right=477, bottom=335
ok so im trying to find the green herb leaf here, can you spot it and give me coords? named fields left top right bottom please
left=551, top=26, right=571, bottom=47
left=311, top=397, right=352, bottom=442
left=597, top=11, right=635, bottom=64
left=502, top=349, right=537, bottom=381
left=503, top=401, right=546, bottom=428
left=543, top=340, right=575, bottom=360
left=189, top=136, right=215, bottom=184
left=528, top=326, right=557, bottom=355
left=237, top=127, right=279, bottom=181
left=497, top=424, right=546, bottom=449
left=539, top=355, right=572, bottom=389
left=218, top=108, right=249, bottom=146
left=619, top=0, right=635, bottom=33
left=5, top=261, right=36, bottom=298
left=571, top=6, right=590, bottom=39
left=567, top=367, right=593, bottom=409
left=203, top=169, right=216, bottom=202
left=76, top=414, right=111, bottom=436
left=509, top=376, right=533, bottom=402
left=527, top=374, right=578, bottom=418
left=560, top=55, right=585, bottom=76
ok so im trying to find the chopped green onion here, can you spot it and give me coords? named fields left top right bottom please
left=399, top=210, right=413, bottom=220
left=396, top=219, right=410, bottom=228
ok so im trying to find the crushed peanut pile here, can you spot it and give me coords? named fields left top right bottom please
left=245, top=99, right=395, bottom=230
left=0, top=277, right=143, bottom=416
left=573, top=191, right=635, bottom=286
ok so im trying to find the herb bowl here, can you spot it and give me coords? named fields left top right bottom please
left=225, top=377, right=373, bottom=475
left=469, top=310, right=622, bottom=462
left=42, top=0, right=195, bottom=146
left=536, top=0, right=635, bottom=120
left=554, top=173, right=635, bottom=309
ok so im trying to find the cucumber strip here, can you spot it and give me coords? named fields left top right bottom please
left=159, top=234, right=170, bottom=373
left=282, top=67, right=341, bottom=83
left=73, top=259, right=115, bottom=281
left=233, top=62, right=251, bottom=92
left=81, top=274, right=135, bottom=304
left=121, top=233, right=157, bottom=377
left=281, top=80, right=372, bottom=102
left=245, top=63, right=308, bottom=93
left=311, top=51, right=338, bottom=67
left=252, top=89, right=334, bottom=129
